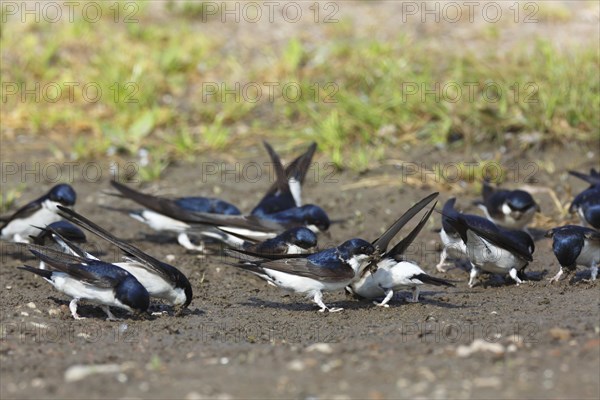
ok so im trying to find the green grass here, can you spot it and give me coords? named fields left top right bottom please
left=1, top=1, right=598, bottom=180
left=0, top=184, right=26, bottom=213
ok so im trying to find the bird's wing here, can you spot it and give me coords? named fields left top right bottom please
left=569, top=170, right=600, bottom=187
left=110, top=181, right=201, bottom=222
left=184, top=212, right=286, bottom=234
left=387, top=201, right=437, bottom=260
left=258, top=257, right=355, bottom=282
left=29, top=250, right=124, bottom=288
left=460, top=216, right=534, bottom=261
left=264, top=142, right=317, bottom=198
left=32, top=225, right=95, bottom=259
left=16, top=242, right=89, bottom=264
left=0, top=198, right=43, bottom=231
left=584, top=228, right=600, bottom=242
left=57, top=206, right=181, bottom=285
left=372, top=192, right=439, bottom=253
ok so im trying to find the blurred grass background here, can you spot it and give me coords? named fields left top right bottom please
left=1, top=0, right=598, bottom=179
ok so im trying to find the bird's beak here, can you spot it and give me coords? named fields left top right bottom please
left=370, top=250, right=382, bottom=263
left=364, top=253, right=380, bottom=273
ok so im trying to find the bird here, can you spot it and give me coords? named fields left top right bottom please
left=570, top=189, right=600, bottom=230
left=0, top=184, right=77, bottom=242
left=226, top=238, right=376, bottom=312
left=251, top=141, right=316, bottom=217
left=30, top=220, right=87, bottom=247
left=109, top=180, right=241, bottom=251
left=546, top=225, right=600, bottom=282
left=569, top=169, right=600, bottom=230
left=57, top=206, right=193, bottom=313
left=29, top=221, right=87, bottom=270
left=474, top=179, right=539, bottom=230
left=435, top=198, right=469, bottom=273
left=350, top=199, right=454, bottom=307
left=242, top=227, right=318, bottom=255
left=19, top=246, right=149, bottom=320
left=442, top=199, right=535, bottom=287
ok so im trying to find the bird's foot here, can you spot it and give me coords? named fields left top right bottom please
left=373, top=301, right=389, bottom=308
left=435, top=264, right=448, bottom=273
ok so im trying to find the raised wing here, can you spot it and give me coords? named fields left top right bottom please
left=264, top=142, right=317, bottom=198
left=372, top=192, right=439, bottom=253
left=251, top=141, right=297, bottom=215
left=387, top=201, right=437, bottom=260
left=569, top=169, right=600, bottom=187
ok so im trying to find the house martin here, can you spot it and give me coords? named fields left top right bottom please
left=57, top=206, right=193, bottom=312
left=442, top=200, right=535, bottom=287
left=546, top=225, right=600, bottom=282
left=109, top=180, right=241, bottom=251
left=29, top=221, right=87, bottom=270
left=19, top=246, right=149, bottom=320
left=0, top=184, right=76, bottom=242
left=435, top=198, right=469, bottom=272
left=474, top=180, right=539, bottom=230
left=210, top=226, right=318, bottom=255
left=568, top=169, right=600, bottom=230
left=226, top=238, right=375, bottom=312
left=243, top=226, right=317, bottom=255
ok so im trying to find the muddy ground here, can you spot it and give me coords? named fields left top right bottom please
left=1, top=143, right=599, bottom=399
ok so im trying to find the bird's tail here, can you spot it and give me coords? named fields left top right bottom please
left=413, top=273, right=455, bottom=287
left=18, top=265, right=52, bottom=280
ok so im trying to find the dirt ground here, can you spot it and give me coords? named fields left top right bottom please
left=1, top=142, right=599, bottom=399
